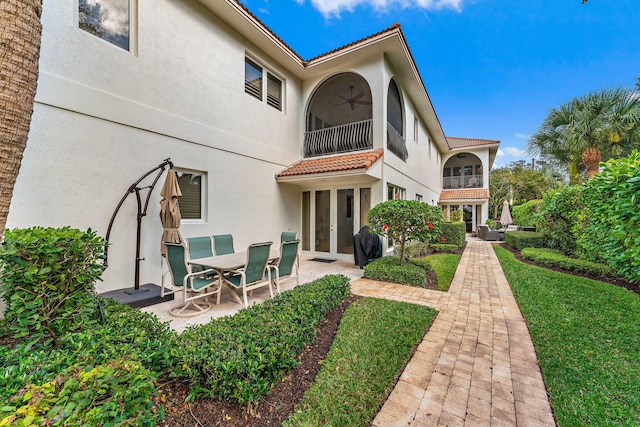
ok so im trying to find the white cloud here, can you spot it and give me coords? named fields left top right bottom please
left=503, top=146, right=526, bottom=157
left=515, top=133, right=530, bottom=140
left=496, top=148, right=505, bottom=157
left=303, top=0, right=462, bottom=17
left=85, top=0, right=129, bottom=37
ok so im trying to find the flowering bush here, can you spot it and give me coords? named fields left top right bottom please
left=368, top=200, right=443, bottom=264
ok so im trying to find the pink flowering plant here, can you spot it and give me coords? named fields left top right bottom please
left=368, top=199, right=443, bottom=264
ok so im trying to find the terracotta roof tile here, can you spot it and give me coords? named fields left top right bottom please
left=277, top=149, right=384, bottom=177
left=439, top=189, right=489, bottom=201
left=307, top=23, right=401, bottom=62
left=446, top=137, right=500, bottom=149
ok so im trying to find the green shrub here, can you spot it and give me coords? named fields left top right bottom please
left=0, top=227, right=106, bottom=346
left=174, top=274, right=350, bottom=404
left=485, top=219, right=501, bottom=230
left=521, top=248, right=614, bottom=278
left=396, top=241, right=429, bottom=259
left=505, top=231, right=546, bottom=251
left=369, top=200, right=443, bottom=263
left=441, top=222, right=465, bottom=247
left=409, top=257, right=432, bottom=272
left=429, top=243, right=460, bottom=253
left=582, top=151, right=640, bottom=283
left=450, top=209, right=463, bottom=222
left=512, top=199, right=543, bottom=227
left=0, top=358, right=160, bottom=426
left=363, top=256, right=426, bottom=286
left=536, top=187, right=585, bottom=256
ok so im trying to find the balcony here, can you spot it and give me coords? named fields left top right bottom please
left=443, top=174, right=483, bottom=189
left=386, top=122, right=408, bottom=161
left=304, top=119, right=372, bottom=157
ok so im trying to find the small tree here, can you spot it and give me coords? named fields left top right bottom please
left=368, top=200, right=443, bottom=264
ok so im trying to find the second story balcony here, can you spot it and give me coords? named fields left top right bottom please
left=304, top=119, right=372, bottom=157
left=443, top=174, right=483, bottom=189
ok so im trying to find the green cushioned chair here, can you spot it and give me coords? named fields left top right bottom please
left=163, top=242, right=221, bottom=317
left=223, top=241, right=273, bottom=307
left=186, top=236, right=214, bottom=273
left=280, top=231, right=298, bottom=243
left=212, top=234, right=235, bottom=255
left=270, top=240, right=300, bottom=293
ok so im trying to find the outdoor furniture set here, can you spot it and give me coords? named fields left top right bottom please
left=162, top=232, right=300, bottom=317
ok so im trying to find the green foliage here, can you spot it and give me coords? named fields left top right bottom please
left=512, top=199, right=543, bottom=227
left=440, top=222, right=466, bottom=247
left=396, top=241, right=429, bottom=259
left=285, top=298, right=436, bottom=427
left=429, top=243, right=460, bottom=253
left=363, top=256, right=427, bottom=287
left=490, top=164, right=558, bottom=216
left=485, top=219, right=501, bottom=230
left=0, top=359, right=160, bottom=426
left=449, top=209, right=462, bottom=222
left=504, top=231, right=546, bottom=251
left=368, top=200, right=443, bottom=263
left=582, top=151, right=640, bottom=283
left=174, top=275, right=350, bottom=404
left=0, top=227, right=106, bottom=346
left=494, top=246, right=640, bottom=426
left=521, top=248, right=613, bottom=278
left=536, top=186, right=585, bottom=256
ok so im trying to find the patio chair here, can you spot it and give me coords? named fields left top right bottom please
left=478, top=225, right=502, bottom=241
left=213, top=234, right=235, bottom=255
left=280, top=231, right=298, bottom=242
left=163, top=242, right=221, bottom=317
left=186, top=236, right=214, bottom=273
left=223, top=241, right=273, bottom=308
left=270, top=240, right=300, bottom=293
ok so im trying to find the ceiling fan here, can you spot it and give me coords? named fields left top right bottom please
left=335, top=85, right=372, bottom=110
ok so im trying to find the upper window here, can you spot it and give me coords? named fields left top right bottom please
left=387, top=184, right=406, bottom=201
left=176, top=169, right=207, bottom=222
left=79, top=0, right=132, bottom=51
left=245, top=57, right=283, bottom=111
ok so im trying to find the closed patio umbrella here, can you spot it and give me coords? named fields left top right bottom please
left=160, top=169, right=183, bottom=257
left=500, top=200, right=513, bottom=227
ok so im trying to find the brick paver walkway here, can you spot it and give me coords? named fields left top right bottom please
left=351, top=240, right=556, bottom=426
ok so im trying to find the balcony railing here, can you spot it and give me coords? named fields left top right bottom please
left=304, top=119, right=372, bottom=157
left=386, top=122, right=408, bottom=161
left=443, top=174, right=483, bottom=189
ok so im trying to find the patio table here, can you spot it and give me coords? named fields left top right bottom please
left=189, top=249, right=279, bottom=304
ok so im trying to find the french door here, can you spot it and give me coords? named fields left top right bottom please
left=302, top=187, right=371, bottom=259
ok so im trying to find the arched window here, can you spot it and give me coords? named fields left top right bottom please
left=387, top=79, right=407, bottom=160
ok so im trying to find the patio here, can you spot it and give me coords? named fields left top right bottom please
left=143, top=254, right=364, bottom=332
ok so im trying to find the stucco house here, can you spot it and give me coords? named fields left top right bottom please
left=7, top=0, right=499, bottom=294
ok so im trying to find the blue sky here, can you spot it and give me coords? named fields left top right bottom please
left=242, top=0, right=639, bottom=168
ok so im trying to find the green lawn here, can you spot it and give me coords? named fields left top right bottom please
left=494, top=245, right=640, bottom=427
left=426, top=253, right=461, bottom=291
left=285, top=297, right=437, bottom=426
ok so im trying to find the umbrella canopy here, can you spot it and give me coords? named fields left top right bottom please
left=159, top=169, right=183, bottom=257
left=500, top=200, right=513, bottom=227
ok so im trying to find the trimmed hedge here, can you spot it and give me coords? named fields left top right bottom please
left=363, top=256, right=427, bottom=287
left=521, top=248, right=614, bottom=278
left=441, top=222, right=466, bottom=248
left=505, top=231, right=546, bottom=251
left=512, top=199, right=543, bottom=227
left=429, top=243, right=460, bottom=253
left=174, top=274, right=351, bottom=404
left=396, top=241, right=429, bottom=259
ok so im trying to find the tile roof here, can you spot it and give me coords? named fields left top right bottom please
left=439, top=189, right=490, bottom=201
left=307, top=23, right=401, bottom=62
left=446, top=137, right=500, bottom=149
left=277, top=149, right=384, bottom=177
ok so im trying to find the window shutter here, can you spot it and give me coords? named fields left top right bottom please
left=266, top=73, right=282, bottom=110
left=245, top=58, right=262, bottom=100
left=177, top=174, right=202, bottom=219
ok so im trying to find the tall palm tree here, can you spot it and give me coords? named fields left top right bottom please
left=528, top=87, right=640, bottom=182
left=0, top=0, right=43, bottom=237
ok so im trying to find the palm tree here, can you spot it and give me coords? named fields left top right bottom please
left=528, top=87, right=640, bottom=182
left=0, top=0, right=43, bottom=237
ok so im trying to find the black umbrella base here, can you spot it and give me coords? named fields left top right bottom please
left=99, top=283, right=174, bottom=308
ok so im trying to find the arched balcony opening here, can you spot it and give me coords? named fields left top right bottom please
left=387, top=78, right=407, bottom=161
left=443, top=153, right=484, bottom=189
left=305, top=73, right=373, bottom=157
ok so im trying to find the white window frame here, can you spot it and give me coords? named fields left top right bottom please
left=78, top=0, right=138, bottom=54
left=416, top=194, right=423, bottom=202
left=245, top=55, right=284, bottom=111
left=387, top=184, right=406, bottom=201
left=174, top=168, right=207, bottom=223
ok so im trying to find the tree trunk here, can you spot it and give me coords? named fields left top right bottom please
left=582, top=146, right=602, bottom=180
left=0, top=0, right=43, bottom=238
